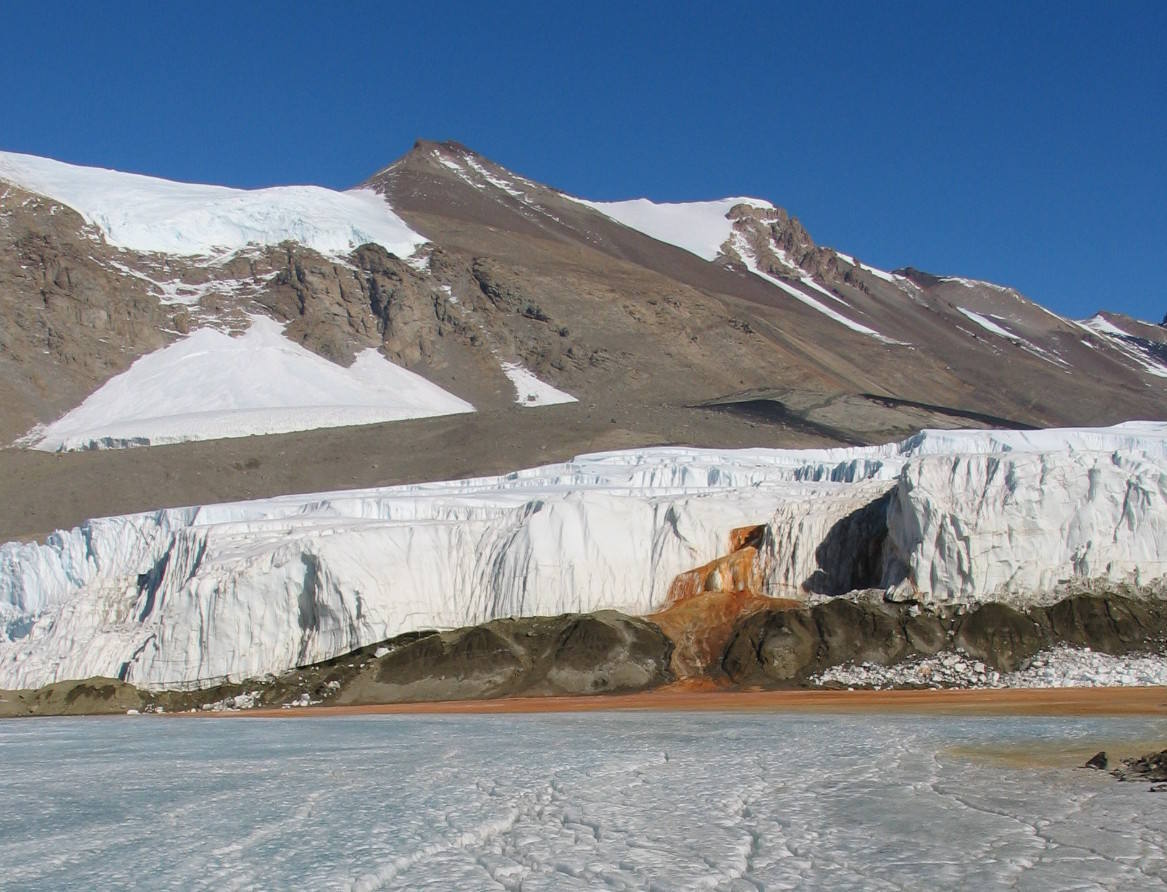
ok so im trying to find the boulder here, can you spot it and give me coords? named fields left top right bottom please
left=955, top=603, right=1048, bottom=671
left=334, top=610, right=673, bottom=704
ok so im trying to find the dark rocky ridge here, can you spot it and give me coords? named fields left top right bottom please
left=3, top=592, right=1163, bottom=717
left=723, top=593, right=1167, bottom=685
left=334, top=611, right=673, bottom=704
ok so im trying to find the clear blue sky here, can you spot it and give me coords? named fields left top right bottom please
left=2, top=1, right=1164, bottom=323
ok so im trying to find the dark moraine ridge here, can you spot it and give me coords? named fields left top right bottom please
left=2, top=592, right=1165, bottom=717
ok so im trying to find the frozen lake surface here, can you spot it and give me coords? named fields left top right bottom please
left=2, top=712, right=1166, bottom=890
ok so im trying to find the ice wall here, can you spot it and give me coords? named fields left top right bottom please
left=886, top=448, right=1167, bottom=601
left=1, top=422, right=1165, bottom=688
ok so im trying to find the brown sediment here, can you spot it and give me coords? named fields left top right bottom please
left=208, top=684, right=1167, bottom=719
left=652, top=522, right=805, bottom=677
left=663, top=524, right=769, bottom=608
left=948, top=739, right=1167, bottom=770
left=648, top=591, right=801, bottom=677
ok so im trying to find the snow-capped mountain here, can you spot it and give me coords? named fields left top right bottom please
left=0, top=140, right=1164, bottom=543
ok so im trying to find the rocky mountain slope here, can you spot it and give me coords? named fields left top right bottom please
left=0, top=141, right=1163, bottom=541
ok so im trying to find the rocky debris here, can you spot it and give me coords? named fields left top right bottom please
left=814, top=637, right=1167, bottom=689
left=724, top=593, right=1167, bottom=687
left=1110, top=750, right=1167, bottom=789
left=811, top=642, right=1167, bottom=689
left=1085, top=751, right=1109, bottom=769
left=814, top=652, right=1000, bottom=688
left=1003, top=645, right=1167, bottom=688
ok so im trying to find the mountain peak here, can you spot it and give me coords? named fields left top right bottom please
left=409, top=138, right=476, bottom=156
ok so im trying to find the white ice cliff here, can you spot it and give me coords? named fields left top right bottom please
left=1, top=423, right=1165, bottom=689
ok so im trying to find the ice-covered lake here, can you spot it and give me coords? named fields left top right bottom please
left=2, top=712, right=1166, bottom=890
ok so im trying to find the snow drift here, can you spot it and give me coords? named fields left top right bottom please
left=567, top=195, right=774, bottom=261
left=28, top=316, right=475, bottom=451
left=1, top=423, right=1166, bottom=689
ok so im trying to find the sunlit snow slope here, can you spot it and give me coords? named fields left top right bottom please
left=568, top=195, right=774, bottom=261
left=0, top=150, right=425, bottom=258
left=500, top=361, right=578, bottom=407
left=2, top=423, right=1165, bottom=688
left=29, top=316, right=475, bottom=451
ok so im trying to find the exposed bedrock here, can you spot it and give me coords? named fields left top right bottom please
left=333, top=610, right=673, bottom=704
left=722, top=593, right=1167, bottom=684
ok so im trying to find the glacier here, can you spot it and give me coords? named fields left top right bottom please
left=0, top=149, right=425, bottom=259
left=1, top=422, right=1166, bottom=689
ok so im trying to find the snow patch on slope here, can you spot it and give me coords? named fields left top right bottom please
left=500, top=362, right=578, bottom=407
left=861, top=263, right=899, bottom=283
left=1081, top=315, right=1167, bottom=379
left=941, top=276, right=1014, bottom=293
left=28, top=316, right=474, bottom=451
left=567, top=195, right=773, bottom=262
left=956, top=307, right=1069, bottom=368
left=732, top=234, right=897, bottom=343
left=833, top=250, right=904, bottom=285
left=105, top=259, right=279, bottom=307
left=956, top=307, right=1014, bottom=339
left=0, top=150, right=426, bottom=259
left=1085, top=314, right=1131, bottom=338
